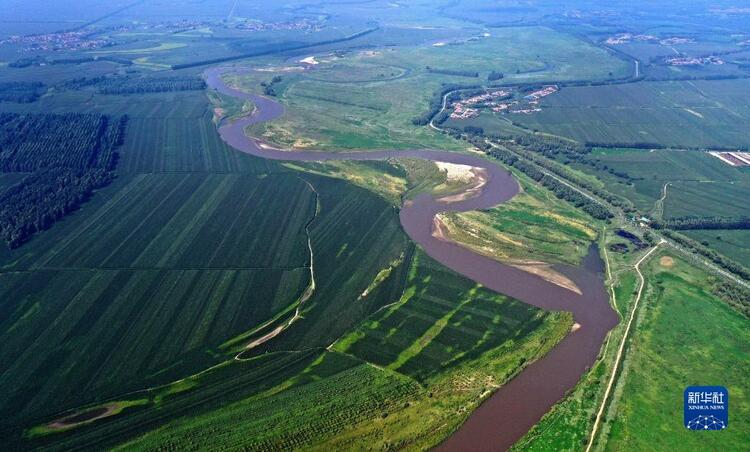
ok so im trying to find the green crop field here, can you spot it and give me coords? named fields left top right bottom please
left=47, top=249, right=569, bottom=451
left=511, top=79, right=750, bottom=149
left=683, top=230, right=750, bottom=268
left=558, top=148, right=750, bottom=218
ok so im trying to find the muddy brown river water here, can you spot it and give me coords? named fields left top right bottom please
left=204, top=66, right=620, bottom=451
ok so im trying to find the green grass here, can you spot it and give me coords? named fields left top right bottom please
left=512, top=79, right=750, bottom=149
left=602, top=253, right=750, bottom=450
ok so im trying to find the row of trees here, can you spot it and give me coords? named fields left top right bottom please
left=713, top=281, right=750, bottom=318
left=653, top=216, right=750, bottom=231
left=0, top=82, right=46, bottom=103
left=99, top=77, right=206, bottom=94
left=426, top=67, right=479, bottom=77
left=0, top=113, right=127, bottom=248
left=486, top=146, right=613, bottom=219
left=487, top=71, right=504, bottom=81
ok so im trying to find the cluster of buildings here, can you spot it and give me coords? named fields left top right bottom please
left=523, top=85, right=558, bottom=102
left=449, top=86, right=559, bottom=120
left=605, top=33, right=693, bottom=46
left=709, top=151, right=750, bottom=167
left=235, top=18, right=321, bottom=32
left=450, top=90, right=510, bottom=120
left=0, top=31, right=112, bottom=52
left=605, top=33, right=658, bottom=45
left=666, top=56, right=724, bottom=66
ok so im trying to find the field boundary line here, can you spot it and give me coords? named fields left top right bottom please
left=585, top=241, right=663, bottom=452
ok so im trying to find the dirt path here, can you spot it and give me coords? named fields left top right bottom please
left=652, top=182, right=670, bottom=220
left=235, top=177, right=319, bottom=359
left=585, top=240, right=664, bottom=452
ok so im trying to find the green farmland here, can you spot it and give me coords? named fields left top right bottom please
left=511, top=79, right=750, bottom=149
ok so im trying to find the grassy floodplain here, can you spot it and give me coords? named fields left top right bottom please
left=228, top=26, right=628, bottom=151
left=438, top=165, right=599, bottom=268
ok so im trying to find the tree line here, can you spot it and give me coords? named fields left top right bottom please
left=426, top=67, right=479, bottom=78
left=98, top=76, right=206, bottom=94
left=0, top=82, right=46, bottom=103
left=485, top=145, right=613, bottom=220
left=0, top=113, right=127, bottom=248
left=653, top=216, right=750, bottom=231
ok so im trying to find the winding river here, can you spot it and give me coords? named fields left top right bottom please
left=204, top=66, right=620, bottom=451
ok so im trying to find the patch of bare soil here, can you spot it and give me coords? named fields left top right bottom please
left=659, top=255, right=674, bottom=268
left=437, top=167, right=489, bottom=203
left=47, top=404, right=119, bottom=430
left=508, top=261, right=583, bottom=295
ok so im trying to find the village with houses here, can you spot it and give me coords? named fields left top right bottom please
left=449, top=85, right=558, bottom=120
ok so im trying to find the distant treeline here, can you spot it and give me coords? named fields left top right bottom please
left=485, top=145, right=613, bottom=220
left=98, top=76, right=206, bottom=94
left=0, top=82, right=46, bottom=103
left=487, top=71, right=504, bottom=81
left=0, top=113, right=127, bottom=248
left=426, top=67, right=479, bottom=78
left=172, top=26, right=379, bottom=69
left=9, top=56, right=133, bottom=68
left=654, top=216, right=750, bottom=231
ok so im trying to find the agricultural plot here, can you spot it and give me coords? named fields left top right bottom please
left=683, top=230, right=750, bottom=268
left=0, top=267, right=308, bottom=429
left=81, top=251, right=569, bottom=451
left=0, top=173, right=316, bottom=270
left=662, top=180, right=750, bottom=219
left=511, top=79, right=750, bottom=149
left=334, top=250, right=562, bottom=382
left=572, top=148, right=750, bottom=215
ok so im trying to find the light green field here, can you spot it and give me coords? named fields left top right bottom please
left=602, top=252, right=750, bottom=451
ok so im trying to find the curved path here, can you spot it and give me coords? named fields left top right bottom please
left=204, top=66, right=620, bottom=451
